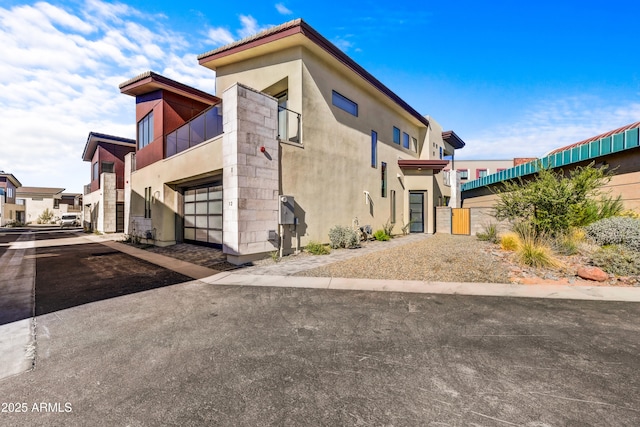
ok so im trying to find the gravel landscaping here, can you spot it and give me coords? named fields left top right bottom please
left=296, top=234, right=512, bottom=283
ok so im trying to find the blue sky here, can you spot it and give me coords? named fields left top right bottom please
left=1, top=0, right=639, bottom=192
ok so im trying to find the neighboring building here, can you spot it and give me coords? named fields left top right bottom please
left=461, top=122, right=640, bottom=210
left=82, top=132, right=136, bottom=232
left=120, top=19, right=466, bottom=264
left=0, top=172, right=25, bottom=226
left=16, top=187, right=82, bottom=224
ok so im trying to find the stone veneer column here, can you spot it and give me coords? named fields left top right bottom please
left=222, top=83, right=279, bottom=264
left=100, top=173, right=116, bottom=233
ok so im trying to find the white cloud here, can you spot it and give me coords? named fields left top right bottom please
left=461, top=96, right=640, bottom=160
left=0, top=0, right=217, bottom=192
left=275, top=3, right=292, bottom=15
left=205, top=15, right=272, bottom=48
left=207, top=27, right=234, bottom=46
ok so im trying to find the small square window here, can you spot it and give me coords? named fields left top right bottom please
left=477, top=169, right=488, bottom=178
left=102, top=162, right=114, bottom=174
left=402, top=132, right=410, bottom=149
left=458, top=169, right=469, bottom=180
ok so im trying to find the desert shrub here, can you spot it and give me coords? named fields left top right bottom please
left=373, top=229, right=390, bottom=241
left=585, top=217, right=640, bottom=252
left=619, top=209, right=640, bottom=219
left=328, top=225, right=360, bottom=249
left=500, top=232, right=520, bottom=251
left=305, top=241, right=330, bottom=255
left=38, top=208, right=54, bottom=224
left=518, top=237, right=558, bottom=268
left=382, top=219, right=395, bottom=237
left=590, top=245, right=640, bottom=276
left=553, top=228, right=585, bottom=256
left=493, top=162, right=616, bottom=236
left=477, top=223, right=498, bottom=243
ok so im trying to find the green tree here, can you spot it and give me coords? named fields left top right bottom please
left=38, top=208, right=55, bottom=224
left=493, top=162, right=621, bottom=236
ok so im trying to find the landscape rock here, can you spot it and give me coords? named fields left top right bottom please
left=577, top=266, right=608, bottom=282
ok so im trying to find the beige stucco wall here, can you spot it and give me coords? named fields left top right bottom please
left=213, top=44, right=451, bottom=244
left=0, top=202, right=25, bottom=225
left=128, top=135, right=224, bottom=246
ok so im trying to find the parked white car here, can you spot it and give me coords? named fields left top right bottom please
left=60, top=213, right=80, bottom=228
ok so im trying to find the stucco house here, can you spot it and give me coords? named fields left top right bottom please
left=16, top=187, right=81, bottom=224
left=120, top=19, right=467, bottom=264
left=82, top=132, right=136, bottom=232
left=461, top=122, right=640, bottom=210
left=0, top=172, right=24, bottom=226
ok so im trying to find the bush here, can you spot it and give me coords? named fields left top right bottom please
left=500, top=232, right=520, bottom=251
left=493, top=162, right=616, bottom=236
left=518, top=237, right=558, bottom=268
left=553, top=228, right=585, bottom=256
left=382, top=220, right=395, bottom=237
left=305, top=241, right=330, bottom=255
left=373, top=229, right=390, bottom=241
left=328, top=225, right=360, bottom=249
left=477, top=223, right=498, bottom=243
left=38, top=208, right=55, bottom=224
left=585, top=217, right=640, bottom=252
left=591, top=245, right=640, bottom=276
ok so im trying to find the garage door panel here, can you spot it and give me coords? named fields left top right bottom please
left=208, top=230, right=222, bottom=244
left=195, top=202, right=208, bottom=214
left=184, top=228, right=195, bottom=240
left=195, top=216, right=207, bottom=228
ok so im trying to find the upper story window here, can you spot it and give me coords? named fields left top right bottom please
left=402, top=132, right=410, bottom=149
left=138, top=111, right=154, bottom=150
left=393, top=127, right=400, bottom=144
left=371, top=130, right=377, bottom=168
left=458, top=169, right=469, bottom=180
left=412, top=137, right=418, bottom=152
left=332, top=91, right=358, bottom=116
left=7, top=187, right=13, bottom=198
left=102, top=162, right=114, bottom=174
left=92, top=162, right=99, bottom=181
left=476, top=169, right=488, bottom=178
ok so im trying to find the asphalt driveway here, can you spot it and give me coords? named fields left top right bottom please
left=0, top=280, right=638, bottom=426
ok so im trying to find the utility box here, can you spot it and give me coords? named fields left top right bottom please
left=279, top=195, right=295, bottom=224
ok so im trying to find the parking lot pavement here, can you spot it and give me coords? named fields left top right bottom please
left=0, top=280, right=638, bottom=426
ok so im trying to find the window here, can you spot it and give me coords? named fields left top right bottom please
left=411, top=137, right=418, bottom=152
left=144, top=187, right=152, bottom=218
left=7, top=187, right=13, bottom=198
left=102, top=162, right=114, bottom=174
left=371, top=130, right=377, bottom=168
left=439, top=147, right=443, bottom=159
left=332, top=91, right=358, bottom=116
left=496, top=168, right=506, bottom=172
left=54, top=199, right=60, bottom=209
left=381, top=162, right=387, bottom=198
left=390, top=190, right=396, bottom=223
left=393, top=127, right=400, bottom=144
left=443, top=170, right=451, bottom=186
left=402, top=132, right=410, bottom=149
left=458, top=169, right=469, bottom=180
left=93, top=162, right=98, bottom=180
left=476, top=169, right=488, bottom=178
left=138, top=111, right=154, bottom=149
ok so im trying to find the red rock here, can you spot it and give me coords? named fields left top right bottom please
left=577, top=266, right=608, bottom=282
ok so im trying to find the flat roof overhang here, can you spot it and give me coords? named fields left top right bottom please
left=398, top=160, right=449, bottom=172
left=442, top=130, right=466, bottom=150
left=119, top=71, right=220, bottom=106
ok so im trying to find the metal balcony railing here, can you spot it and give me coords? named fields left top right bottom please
left=278, top=106, right=301, bottom=144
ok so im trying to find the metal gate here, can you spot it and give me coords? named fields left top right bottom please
left=451, top=208, right=470, bottom=235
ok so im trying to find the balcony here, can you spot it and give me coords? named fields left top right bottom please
left=165, top=105, right=223, bottom=158
left=278, top=105, right=301, bottom=144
